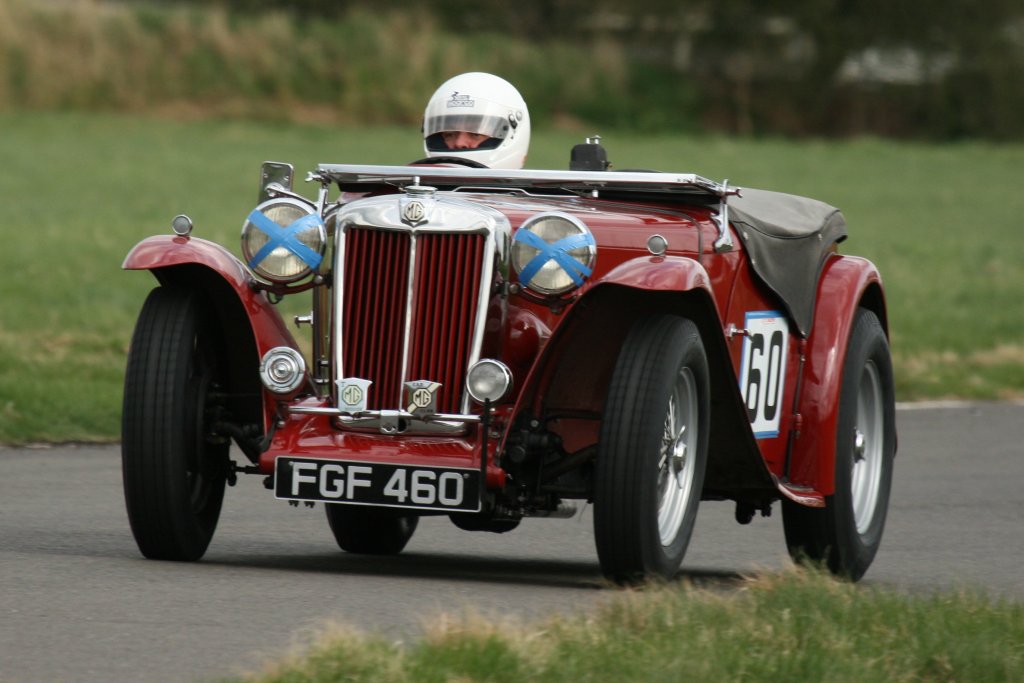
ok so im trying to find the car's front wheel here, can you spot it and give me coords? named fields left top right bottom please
left=782, top=307, right=895, bottom=581
left=325, top=505, right=419, bottom=555
left=122, top=286, right=229, bottom=561
left=593, top=315, right=710, bottom=582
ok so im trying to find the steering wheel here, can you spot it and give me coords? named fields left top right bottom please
left=408, top=156, right=488, bottom=168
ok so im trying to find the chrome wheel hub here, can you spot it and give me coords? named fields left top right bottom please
left=657, top=367, right=698, bottom=546
left=851, top=360, right=884, bottom=535
left=853, top=428, right=866, bottom=462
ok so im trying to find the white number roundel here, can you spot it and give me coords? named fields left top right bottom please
left=739, top=311, right=789, bottom=438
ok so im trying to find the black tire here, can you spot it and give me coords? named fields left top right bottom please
left=325, top=505, right=419, bottom=555
left=782, top=308, right=895, bottom=581
left=122, top=287, right=229, bottom=561
left=594, top=315, right=710, bottom=582
left=449, top=512, right=521, bottom=534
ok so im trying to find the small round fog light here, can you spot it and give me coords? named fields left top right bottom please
left=466, top=359, right=513, bottom=403
left=259, top=347, right=306, bottom=394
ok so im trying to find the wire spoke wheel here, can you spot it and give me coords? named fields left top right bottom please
left=594, top=315, right=709, bottom=583
left=782, top=308, right=895, bottom=581
left=656, top=368, right=699, bottom=546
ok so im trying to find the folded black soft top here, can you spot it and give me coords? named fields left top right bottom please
left=729, top=188, right=848, bottom=337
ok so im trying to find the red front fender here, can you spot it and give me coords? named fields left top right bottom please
left=508, top=256, right=718, bottom=423
left=123, top=234, right=252, bottom=294
left=790, top=255, right=888, bottom=495
left=124, top=234, right=310, bottom=432
left=598, top=254, right=716, bottom=295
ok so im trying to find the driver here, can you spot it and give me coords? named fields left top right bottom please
left=421, top=72, right=531, bottom=169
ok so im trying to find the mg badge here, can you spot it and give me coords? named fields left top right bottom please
left=336, top=377, right=372, bottom=414
left=404, top=380, right=441, bottom=417
left=342, top=384, right=363, bottom=406
left=401, top=199, right=429, bottom=226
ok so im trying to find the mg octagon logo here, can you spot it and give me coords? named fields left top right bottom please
left=335, top=377, right=372, bottom=413
left=411, top=388, right=433, bottom=408
left=401, top=200, right=428, bottom=226
left=404, top=380, right=441, bottom=416
left=342, top=384, right=364, bottom=407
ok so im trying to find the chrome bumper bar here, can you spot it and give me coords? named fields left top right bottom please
left=287, top=404, right=481, bottom=435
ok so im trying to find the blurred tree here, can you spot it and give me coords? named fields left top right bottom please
left=667, top=0, right=1024, bottom=137
left=108, top=0, right=1024, bottom=137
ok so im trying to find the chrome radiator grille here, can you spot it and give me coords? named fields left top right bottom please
left=340, top=227, right=487, bottom=414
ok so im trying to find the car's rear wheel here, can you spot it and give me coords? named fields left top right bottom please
left=325, top=505, right=419, bottom=554
left=594, top=315, right=710, bottom=582
left=122, top=286, right=229, bottom=561
left=782, top=307, right=895, bottom=581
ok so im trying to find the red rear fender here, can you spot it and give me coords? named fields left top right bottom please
left=790, top=255, right=888, bottom=494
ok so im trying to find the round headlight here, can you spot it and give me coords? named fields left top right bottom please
left=259, top=346, right=307, bottom=394
left=511, top=212, right=596, bottom=295
left=242, top=199, right=326, bottom=284
left=466, top=359, right=513, bottom=403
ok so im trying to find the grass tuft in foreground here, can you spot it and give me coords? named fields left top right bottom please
left=219, top=569, right=1024, bottom=683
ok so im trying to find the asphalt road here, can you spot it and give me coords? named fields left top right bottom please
left=2, top=402, right=1022, bottom=683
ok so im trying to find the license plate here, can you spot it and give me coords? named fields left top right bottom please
left=274, top=456, right=481, bottom=513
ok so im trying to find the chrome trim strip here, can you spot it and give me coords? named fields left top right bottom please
left=465, top=224, right=497, bottom=413
left=399, top=232, right=418, bottom=395
left=333, top=219, right=348, bottom=384
left=313, top=164, right=738, bottom=199
left=713, top=178, right=735, bottom=253
left=288, top=404, right=481, bottom=423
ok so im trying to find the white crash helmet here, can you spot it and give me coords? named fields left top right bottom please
left=422, top=72, right=531, bottom=169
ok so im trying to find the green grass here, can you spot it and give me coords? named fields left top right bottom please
left=0, top=112, right=416, bottom=443
left=215, top=570, right=1023, bottom=683
left=1, top=111, right=1022, bottom=443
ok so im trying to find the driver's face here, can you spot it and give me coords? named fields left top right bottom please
left=441, top=130, right=490, bottom=150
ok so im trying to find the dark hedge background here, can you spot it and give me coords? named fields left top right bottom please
left=4, top=0, right=1022, bottom=139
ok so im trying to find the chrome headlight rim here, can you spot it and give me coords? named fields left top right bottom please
left=466, top=359, right=513, bottom=404
left=259, top=346, right=307, bottom=394
left=241, top=198, right=326, bottom=284
left=511, top=211, right=596, bottom=296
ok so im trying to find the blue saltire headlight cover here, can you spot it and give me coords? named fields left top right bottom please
left=514, top=229, right=595, bottom=287
left=512, top=210, right=597, bottom=296
left=246, top=209, right=325, bottom=271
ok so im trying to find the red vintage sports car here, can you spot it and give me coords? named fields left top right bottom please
left=122, top=140, right=895, bottom=582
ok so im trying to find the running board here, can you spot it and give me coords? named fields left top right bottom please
left=774, top=478, right=825, bottom=508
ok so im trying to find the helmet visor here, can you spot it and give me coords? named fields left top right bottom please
left=424, top=113, right=512, bottom=139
